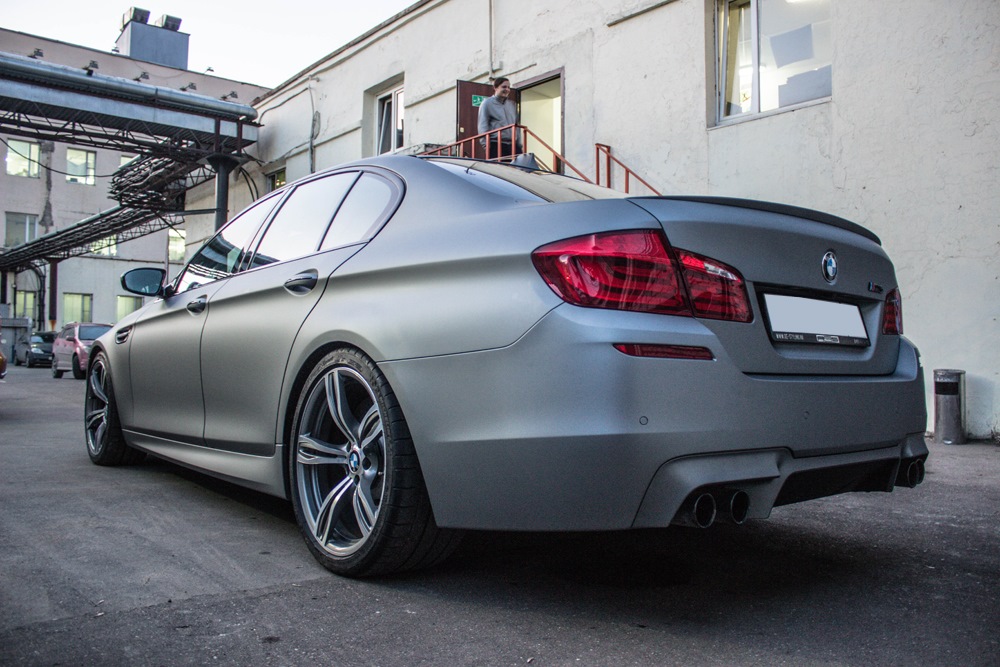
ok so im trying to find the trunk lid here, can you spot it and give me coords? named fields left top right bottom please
left=630, top=197, right=901, bottom=376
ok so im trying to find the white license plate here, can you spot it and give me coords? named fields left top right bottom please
left=763, top=294, right=869, bottom=347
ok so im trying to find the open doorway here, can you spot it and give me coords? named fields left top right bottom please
left=517, top=73, right=562, bottom=171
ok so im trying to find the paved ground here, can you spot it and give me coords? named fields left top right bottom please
left=1, top=363, right=998, bottom=666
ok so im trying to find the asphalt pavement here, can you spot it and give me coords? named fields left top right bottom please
left=1, top=363, right=998, bottom=666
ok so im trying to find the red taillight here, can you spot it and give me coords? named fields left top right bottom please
left=531, top=230, right=689, bottom=315
left=881, top=288, right=903, bottom=335
left=676, top=250, right=752, bottom=322
left=532, top=230, right=752, bottom=322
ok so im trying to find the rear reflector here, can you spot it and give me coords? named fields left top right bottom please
left=613, top=343, right=715, bottom=360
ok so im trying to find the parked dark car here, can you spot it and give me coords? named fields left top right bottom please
left=14, top=331, right=56, bottom=367
left=53, top=322, right=111, bottom=379
left=84, top=155, right=928, bottom=577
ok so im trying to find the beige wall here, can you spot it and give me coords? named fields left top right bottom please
left=191, top=0, right=999, bottom=436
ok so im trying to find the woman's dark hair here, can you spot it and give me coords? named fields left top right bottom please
left=492, top=76, right=510, bottom=90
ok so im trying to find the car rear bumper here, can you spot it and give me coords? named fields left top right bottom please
left=381, top=305, right=927, bottom=531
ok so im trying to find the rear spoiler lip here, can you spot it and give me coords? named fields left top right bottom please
left=630, top=195, right=881, bottom=246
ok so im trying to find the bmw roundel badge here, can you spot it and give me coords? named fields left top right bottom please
left=822, top=251, right=838, bottom=283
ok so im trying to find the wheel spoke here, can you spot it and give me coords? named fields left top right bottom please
left=314, top=476, right=354, bottom=545
left=354, top=480, right=378, bottom=536
left=89, top=368, right=108, bottom=405
left=358, top=405, right=383, bottom=454
left=325, top=370, right=361, bottom=446
left=297, top=434, right=349, bottom=467
left=85, top=408, right=105, bottom=430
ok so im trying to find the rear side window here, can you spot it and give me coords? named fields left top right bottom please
left=251, top=172, right=358, bottom=267
left=175, top=193, right=281, bottom=292
left=319, top=173, right=399, bottom=251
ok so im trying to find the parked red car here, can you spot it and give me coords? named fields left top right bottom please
left=52, top=322, right=111, bottom=379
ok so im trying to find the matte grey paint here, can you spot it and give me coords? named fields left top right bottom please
left=96, top=155, right=928, bottom=529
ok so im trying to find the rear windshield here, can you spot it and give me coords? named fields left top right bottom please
left=32, top=333, right=55, bottom=343
left=426, top=158, right=628, bottom=203
left=79, top=325, right=111, bottom=340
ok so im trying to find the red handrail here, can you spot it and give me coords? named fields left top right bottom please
left=421, top=129, right=660, bottom=195
left=420, top=124, right=593, bottom=182
left=595, top=144, right=660, bottom=195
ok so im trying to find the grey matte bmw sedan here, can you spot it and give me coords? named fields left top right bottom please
left=85, top=155, right=927, bottom=576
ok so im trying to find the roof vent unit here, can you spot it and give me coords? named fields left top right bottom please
left=122, top=7, right=151, bottom=30
left=115, top=9, right=189, bottom=70
left=156, top=15, right=182, bottom=31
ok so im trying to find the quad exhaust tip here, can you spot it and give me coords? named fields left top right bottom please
left=679, top=489, right=750, bottom=528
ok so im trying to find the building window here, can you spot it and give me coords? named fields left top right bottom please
left=120, top=154, right=137, bottom=169
left=63, top=293, right=93, bottom=323
left=718, top=0, right=831, bottom=120
left=14, top=290, right=36, bottom=320
left=266, top=168, right=286, bottom=192
left=377, top=86, right=404, bottom=154
left=5, top=139, right=41, bottom=177
left=4, top=212, right=38, bottom=247
left=66, top=148, right=97, bottom=185
left=116, top=295, right=144, bottom=321
left=168, top=228, right=187, bottom=262
left=90, top=235, right=118, bottom=256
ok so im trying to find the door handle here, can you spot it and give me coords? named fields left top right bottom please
left=186, top=295, right=207, bottom=314
left=284, top=270, right=318, bottom=295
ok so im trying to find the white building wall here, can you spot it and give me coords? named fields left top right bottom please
left=188, top=0, right=999, bottom=436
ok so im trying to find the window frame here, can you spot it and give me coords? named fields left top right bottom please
left=66, top=148, right=97, bottom=185
left=5, top=139, right=41, bottom=178
left=717, top=0, right=832, bottom=123
left=5, top=212, right=39, bottom=248
left=376, top=86, right=405, bottom=155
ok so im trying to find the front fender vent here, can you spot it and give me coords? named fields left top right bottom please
left=115, top=326, right=132, bottom=345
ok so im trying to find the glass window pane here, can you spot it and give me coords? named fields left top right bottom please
left=6, top=140, right=40, bottom=177
left=722, top=0, right=753, bottom=117
left=759, top=0, right=831, bottom=111
left=253, top=173, right=357, bottom=265
left=175, top=193, right=281, bottom=292
left=14, top=291, right=36, bottom=319
left=4, top=213, right=38, bottom=247
left=320, top=174, right=397, bottom=251
left=63, top=293, right=93, bottom=323
left=116, top=295, right=144, bottom=321
left=168, top=228, right=187, bottom=262
left=66, top=148, right=96, bottom=185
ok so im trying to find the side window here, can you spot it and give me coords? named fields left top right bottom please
left=175, top=193, right=280, bottom=293
left=319, top=173, right=399, bottom=251
left=250, top=172, right=357, bottom=268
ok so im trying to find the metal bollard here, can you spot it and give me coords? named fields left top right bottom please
left=933, top=369, right=966, bottom=445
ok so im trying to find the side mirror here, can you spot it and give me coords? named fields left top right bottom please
left=121, top=267, right=167, bottom=297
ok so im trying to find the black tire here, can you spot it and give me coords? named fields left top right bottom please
left=52, top=363, right=64, bottom=379
left=289, top=347, right=460, bottom=577
left=15, top=354, right=22, bottom=367
left=85, top=351, right=146, bottom=466
left=72, top=354, right=86, bottom=380
left=26, top=357, right=35, bottom=368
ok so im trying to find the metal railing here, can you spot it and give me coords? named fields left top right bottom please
left=420, top=124, right=593, bottom=182
left=595, top=143, right=660, bottom=195
left=420, top=127, right=661, bottom=195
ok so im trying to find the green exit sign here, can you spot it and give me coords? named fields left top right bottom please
left=472, top=95, right=487, bottom=107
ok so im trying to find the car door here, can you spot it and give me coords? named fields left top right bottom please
left=125, top=193, right=282, bottom=443
left=200, top=170, right=402, bottom=456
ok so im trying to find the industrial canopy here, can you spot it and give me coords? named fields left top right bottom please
left=0, top=51, right=259, bottom=273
